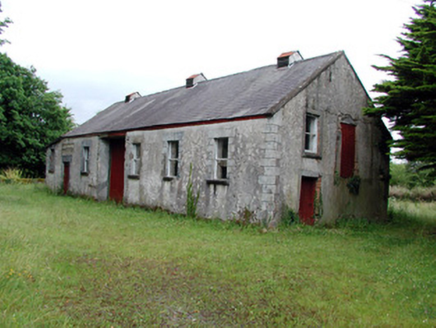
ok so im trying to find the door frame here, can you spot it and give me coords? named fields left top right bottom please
left=108, top=137, right=126, bottom=203
left=63, top=162, right=70, bottom=195
left=298, top=176, right=319, bottom=225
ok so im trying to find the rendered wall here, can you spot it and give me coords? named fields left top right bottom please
left=278, top=55, right=389, bottom=223
left=123, top=119, right=280, bottom=222
left=46, top=136, right=110, bottom=200
left=46, top=55, right=389, bottom=224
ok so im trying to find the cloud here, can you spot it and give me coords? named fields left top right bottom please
left=1, top=0, right=418, bottom=124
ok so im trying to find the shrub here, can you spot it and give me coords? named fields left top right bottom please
left=390, top=163, right=435, bottom=188
left=0, top=168, right=24, bottom=183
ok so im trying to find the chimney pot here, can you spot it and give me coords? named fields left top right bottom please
left=277, top=51, right=303, bottom=68
left=125, top=92, right=141, bottom=103
left=186, top=73, right=207, bottom=88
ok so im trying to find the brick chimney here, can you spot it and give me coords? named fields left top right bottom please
left=186, top=73, right=207, bottom=88
left=277, top=51, right=303, bottom=68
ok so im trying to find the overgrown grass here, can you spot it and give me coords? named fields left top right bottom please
left=390, top=185, right=436, bottom=202
left=1, top=184, right=435, bottom=327
left=0, top=168, right=44, bottom=184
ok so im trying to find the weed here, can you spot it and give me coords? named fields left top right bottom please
left=281, top=206, right=300, bottom=226
left=347, top=175, right=361, bottom=195
left=186, top=164, right=200, bottom=218
left=234, top=207, right=255, bottom=227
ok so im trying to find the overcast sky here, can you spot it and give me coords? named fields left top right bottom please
left=1, top=0, right=419, bottom=124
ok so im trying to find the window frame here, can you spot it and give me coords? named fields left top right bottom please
left=129, top=143, right=141, bottom=178
left=81, top=146, right=90, bottom=175
left=167, top=140, right=179, bottom=178
left=214, top=137, right=229, bottom=180
left=48, top=148, right=55, bottom=173
left=304, top=115, right=319, bottom=155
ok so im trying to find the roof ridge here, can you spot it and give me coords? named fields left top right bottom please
left=66, top=50, right=347, bottom=138
left=131, top=51, right=344, bottom=101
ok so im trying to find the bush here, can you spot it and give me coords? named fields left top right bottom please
left=390, top=163, right=435, bottom=188
left=0, top=168, right=44, bottom=184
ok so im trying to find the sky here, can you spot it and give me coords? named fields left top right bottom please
left=1, top=0, right=420, bottom=125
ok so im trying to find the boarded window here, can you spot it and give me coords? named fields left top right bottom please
left=167, top=141, right=179, bottom=177
left=48, top=148, right=55, bottom=173
left=215, top=138, right=228, bottom=179
left=304, top=115, right=318, bottom=153
left=340, top=123, right=356, bottom=178
left=81, top=146, right=90, bottom=174
left=131, top=143, right=141, bottom=176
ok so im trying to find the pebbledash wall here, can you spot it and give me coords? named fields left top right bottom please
left=46, top=54, right=390, bottom=224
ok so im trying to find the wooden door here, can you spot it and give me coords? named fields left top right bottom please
left=63, top=162, right=70, bottom=195
left=109, top=139, right=126, bottom=203
left=299, top=177, right=317, bottom=225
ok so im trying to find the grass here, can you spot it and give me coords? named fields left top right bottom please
left=0, top=184, right=435, bottom=327
left=0, top=168, right=44, bottom=184
left=390, top=185, right=436, bottom=202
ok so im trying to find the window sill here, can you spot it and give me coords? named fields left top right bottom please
left=303, top=152, right=322, bottom=159
left=128, top=174, right=140, bottom=180
left=206, top=179, right=229, bottom=186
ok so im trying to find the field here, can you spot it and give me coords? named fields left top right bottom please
left=1, top=183, right=435, bottom=327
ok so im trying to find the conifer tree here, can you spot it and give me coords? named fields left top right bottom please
left=366, top=0, right=436, bottom=173
left=0, top=1, right=11, bottom=46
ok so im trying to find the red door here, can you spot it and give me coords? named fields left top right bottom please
left=63, top=162, right=70, bottom=195
left=109, top=139, right=125, bottom=203
left=299, top=177, right=317, bottom=225
left=340, top=123, right=356, bottom=178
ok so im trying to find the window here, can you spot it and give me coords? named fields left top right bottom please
left=340, top=123, right=356, bottom=178
left=48, top=148, right=55, bottom=173
left=304, top=115, right=318, bottom=153
left=81, top=146, right=90, bottom=174
left=215, top=138, right=228, bottom=179
left=167, top=141, right=179, bottom=177
left=131, top=143, right=141, bottom=176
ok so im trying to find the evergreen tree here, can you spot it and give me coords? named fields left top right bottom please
left=0, top=1, right=11, bottom=46
left=0, top=3, right=74, bottom=177
left=365, top=0, right=436, bottom=173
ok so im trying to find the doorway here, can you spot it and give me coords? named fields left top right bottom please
left=299, top=176, right=318, bottom=225
left=109, top=138, right=126, bottom=203
left=63, top=162, right=70, bottom=195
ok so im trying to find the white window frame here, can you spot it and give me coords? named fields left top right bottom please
left=131, top=143, right=141, bottom=176
left=82, top=146, right=90, bottom=174
left=304, top=115, right=318, bottom=154
left=214, top=138, right=228, bottom=180
left=167, top=141, right=179, bottom=177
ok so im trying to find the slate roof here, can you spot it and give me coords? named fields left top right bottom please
left=66, top=51, right=344, bottom=137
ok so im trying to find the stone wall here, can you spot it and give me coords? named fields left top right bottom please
left=46, top=55, right=389, bottom=224
left=278, top=55, right=389, bottom=223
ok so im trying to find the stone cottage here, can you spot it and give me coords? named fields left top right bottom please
left=46, top=51, right=390, bottom=225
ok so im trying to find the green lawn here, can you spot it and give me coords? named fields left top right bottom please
left=1, top=184, right=435, bottom=327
